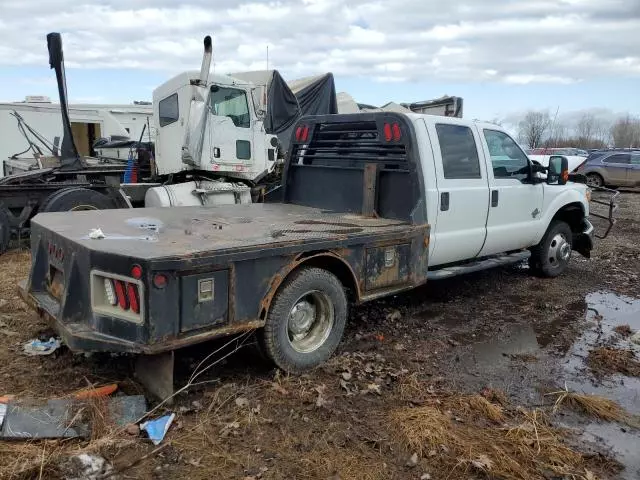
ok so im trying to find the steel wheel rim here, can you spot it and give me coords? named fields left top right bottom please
left=586, top=175, right=600, bottom=187
left=287, top=290, right=334, bottom=353
left=548, top=233, right=570, bottom=267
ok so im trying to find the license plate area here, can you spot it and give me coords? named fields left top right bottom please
left=47, top=265, right=65, bottom=301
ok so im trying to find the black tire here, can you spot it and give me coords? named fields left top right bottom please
left=262, top=267, right=347, bottom=373
left=41, top=187, right=116, bottom=212
left=586, top=173, right=604, bottom=188
left=529, top=220, right=573, bottom=278
left=0, top=209, right=11, bottom=254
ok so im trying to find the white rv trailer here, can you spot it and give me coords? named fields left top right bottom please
left=0, top=98, right=153, bottom=176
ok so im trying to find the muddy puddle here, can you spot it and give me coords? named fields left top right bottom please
left=449, top=290, right=640, bottom=479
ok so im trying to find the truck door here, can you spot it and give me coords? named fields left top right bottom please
left=476, top=127, right=544, bottom=255
left=423, top=120, right=490, bottom=266
left=208, top=86, right=254, bottom=168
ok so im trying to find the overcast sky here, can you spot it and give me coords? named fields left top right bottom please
left=0, top=0, right=638, bottom=124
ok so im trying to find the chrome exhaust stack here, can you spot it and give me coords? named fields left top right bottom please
left=197, top=35, right=213, bottom=86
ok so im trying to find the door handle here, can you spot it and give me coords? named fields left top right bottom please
left=491, top=189, right=499, bottom=207
left=440, top=192, right=450, bottom=211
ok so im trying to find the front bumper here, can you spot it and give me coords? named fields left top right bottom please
left=573, top=218, right=595, bottom=258
left=588, top=186, right=619, bottom=239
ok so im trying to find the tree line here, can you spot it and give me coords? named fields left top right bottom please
left=513, top=111, right=640, bottom=150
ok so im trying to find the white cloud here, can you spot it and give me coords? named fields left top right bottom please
left=0, top=0, right=638, bottom=87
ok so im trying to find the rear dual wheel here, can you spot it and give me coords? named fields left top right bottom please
left=41, top=187, right=116, bottom=212
left=260, top=268, right=347, bottom=373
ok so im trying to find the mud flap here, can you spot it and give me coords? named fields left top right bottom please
left=135, top=351, right=175, bottom=404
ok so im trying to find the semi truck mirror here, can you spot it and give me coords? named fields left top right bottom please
left=548, top=155, right=569, bottom=185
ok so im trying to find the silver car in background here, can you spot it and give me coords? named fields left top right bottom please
left=577, top=151, right=640, bottom=188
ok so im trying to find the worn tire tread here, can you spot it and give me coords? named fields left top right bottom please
left=262, top=267, right=347, bottom=373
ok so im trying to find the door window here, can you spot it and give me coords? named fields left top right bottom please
left=631, top=154, right=640, bottom=165
left=483, top=129, right=530, bottom=181
left=435, top=124, right=481, bottom=179
left=210, top=87, right=251, bottom=128
left=603, top=154, right=630, bottom=164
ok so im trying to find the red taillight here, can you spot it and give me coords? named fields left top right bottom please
left=153, top=273, right=168, bottom=289
left=295, top=125, right=310, bottom=142
left=392, top=123, right=401, bottom=141
left=127, top=283, right=139, bottom=314
left=383, top=123, right=392, bottom=142
left=114, top=280, right=129, bottom=310
left=131, top=264, right=143, bottom=279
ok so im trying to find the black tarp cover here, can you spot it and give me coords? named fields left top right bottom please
left=264, top=71, right=338, bottom=153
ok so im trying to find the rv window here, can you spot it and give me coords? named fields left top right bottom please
left=210, top=87, right=250, bottom=128
left=159, top=93, right=179, bottom=127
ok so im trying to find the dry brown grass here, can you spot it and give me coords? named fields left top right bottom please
left=481, top=387, right=509, bottom=406
left=548, top=387, right=626, bottom=423
left=613, top=325, right=633, bottom=337
left=450, top=394, right=505, bottom=423
left=588, top=347, right=640, bottom=377
left=391, top=395, right=595, bottom=480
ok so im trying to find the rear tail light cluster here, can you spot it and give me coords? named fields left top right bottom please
left=91, top=266, right=145, bottom=323
left=295, top=124, right=310, bottom=142
left=382, top=122, right=402, bottom=142
left=103, top=278, right=140, bottom=314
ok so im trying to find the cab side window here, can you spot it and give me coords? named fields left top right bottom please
left=483, top=129, right=530, bottom=181
left=435, top=124, right=481, bottom=179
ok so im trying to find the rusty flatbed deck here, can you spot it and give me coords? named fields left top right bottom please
left=31, top=203, right=415, bottom=259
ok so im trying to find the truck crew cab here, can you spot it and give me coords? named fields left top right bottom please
left=20, top=112, right=598, bottom=398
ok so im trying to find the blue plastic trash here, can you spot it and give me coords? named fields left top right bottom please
left=140, top=413, right=175, bottom=445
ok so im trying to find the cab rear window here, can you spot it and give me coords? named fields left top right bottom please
left=435, top=124, right=481, bottom=179
left=159, top=94, right=179, bottom=127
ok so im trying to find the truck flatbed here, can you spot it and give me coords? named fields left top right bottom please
left=31, top=203, right=414, bottom=260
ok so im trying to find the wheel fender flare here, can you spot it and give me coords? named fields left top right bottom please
left=259, top=252, right=359, bottom=321
left=535, top=190, right=587, bottom=243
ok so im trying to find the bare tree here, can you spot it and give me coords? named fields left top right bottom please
left=575, top=113, right=597, bottom=144
left=518, top=111, right=551, bottom=148
left=545, top=122, right=568, bottom=147
left=611, top=115, right=640, bottom=148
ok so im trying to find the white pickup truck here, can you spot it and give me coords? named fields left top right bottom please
left=21, top=111, right=600, bottom=397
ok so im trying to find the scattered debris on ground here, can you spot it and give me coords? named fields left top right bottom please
left=0, top=191, right=639, bottom=478
left=588, top=347, right=640, bottom=377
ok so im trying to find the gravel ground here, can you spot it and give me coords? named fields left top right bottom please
left=0, top=189, right=638, bottom=480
